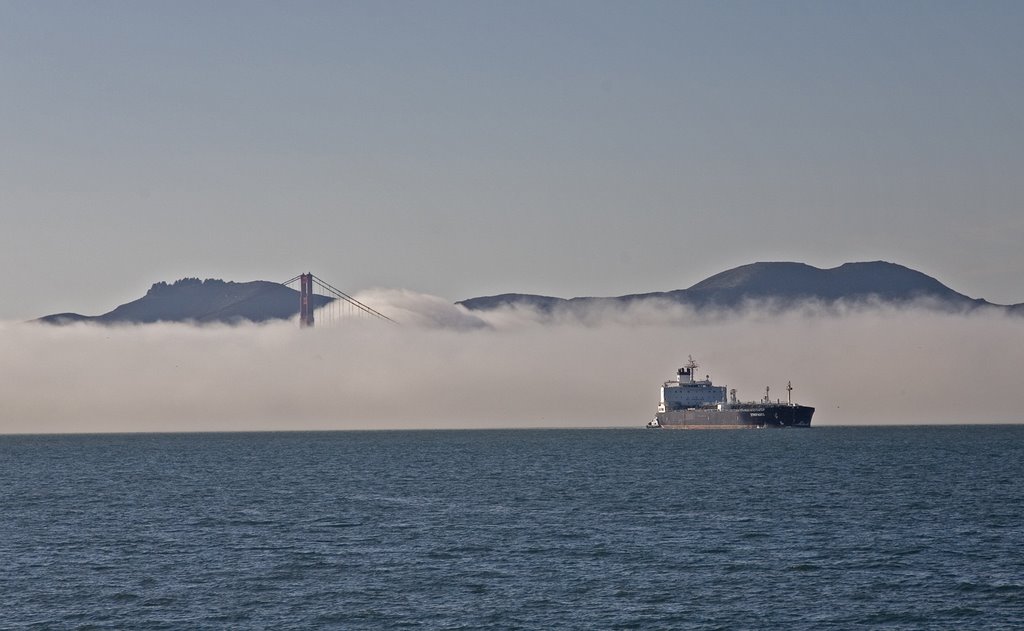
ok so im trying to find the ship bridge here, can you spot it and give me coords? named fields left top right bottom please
left=660, top=357, right=726, bottom=410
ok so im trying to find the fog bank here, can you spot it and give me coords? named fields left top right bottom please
left=2, top=294, right=1022, bottom=433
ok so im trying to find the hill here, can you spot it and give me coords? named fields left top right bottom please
left=38, top=278, right=333, bottom=325
left=36, top=262, right=1021, bottom=325
left=457, top=261, right=1013, bottom=315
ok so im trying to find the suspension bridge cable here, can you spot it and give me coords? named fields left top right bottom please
left=310, top=275, right=397, bottom=323
left=193, top=280, right=309, bottom=323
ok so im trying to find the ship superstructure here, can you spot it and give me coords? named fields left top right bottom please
left=648, top=357, right=813, bottom=429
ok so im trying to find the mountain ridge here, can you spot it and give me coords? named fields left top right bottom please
left=38, top=278, right=333, bottom=325
left=36, top=261, right=1023, bottom=325
left=456, top=261, right=1016, bottom=315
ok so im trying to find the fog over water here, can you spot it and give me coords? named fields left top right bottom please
left=2, top=291, right=1022, bottom=433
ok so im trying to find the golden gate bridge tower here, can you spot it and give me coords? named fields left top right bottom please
left=299, top=272, right=314, bottom=328
left=285, top=273, right=395, bottom=328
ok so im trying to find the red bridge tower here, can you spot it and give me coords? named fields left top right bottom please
left=299, top=272, right=314, bottom=328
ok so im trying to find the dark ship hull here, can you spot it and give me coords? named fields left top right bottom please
left=655, top=404, right=814, bottom=429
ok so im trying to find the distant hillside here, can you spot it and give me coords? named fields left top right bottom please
left=36, top=262, right=1022, bottom=326
left=457, top=261, right=1016, bottom=315
left=38, top=278, right=333, bottom=325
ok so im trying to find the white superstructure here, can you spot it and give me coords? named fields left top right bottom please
left=658, top=356, right=727, bottom=412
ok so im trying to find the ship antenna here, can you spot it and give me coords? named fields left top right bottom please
left=686, top=355, right=698, bottom=374
left=787, top=381, right=793, bottom=405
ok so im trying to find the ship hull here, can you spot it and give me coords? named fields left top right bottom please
left=655, top=404, right=814, bottom=429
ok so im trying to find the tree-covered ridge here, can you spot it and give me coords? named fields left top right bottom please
left=41, top=278, right=332, bottom=325
left=146, top=278, right=230, bottom=295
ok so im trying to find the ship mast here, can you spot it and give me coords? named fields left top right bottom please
left=686, top=355, right=698, bottom=375
left=787, top=381, right=793, bottom=405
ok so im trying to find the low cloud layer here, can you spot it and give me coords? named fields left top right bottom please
left=2, top=291, right=1022, bottom=433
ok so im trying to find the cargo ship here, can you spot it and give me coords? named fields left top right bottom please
left=647, top=357, right=813, bottom=429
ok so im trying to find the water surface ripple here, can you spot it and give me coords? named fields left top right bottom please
left=2, top=426, right=1022, bottom=629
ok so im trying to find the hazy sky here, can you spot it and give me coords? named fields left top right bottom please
left=2, top=1, right=1022, bottom=321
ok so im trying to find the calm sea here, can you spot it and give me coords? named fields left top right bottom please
left=2, top=426, right=1022, bottom=630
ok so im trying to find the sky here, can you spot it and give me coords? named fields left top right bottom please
left=2, top=2, right=1023, bottom=432
left=1, top=1, right=1023, bottom=321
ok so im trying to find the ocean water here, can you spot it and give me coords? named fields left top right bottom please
left=2, top=426, right=1023, bottom=630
